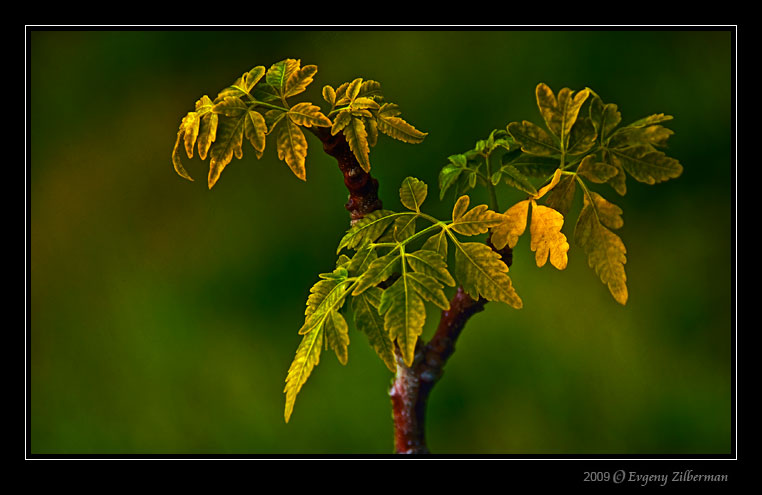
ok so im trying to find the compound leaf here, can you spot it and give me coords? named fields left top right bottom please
left=609, top=145, right=683, bottom=185
left=285, top=64, right=318, bottom=99
left=267, top=58, right=301, bottom=99
left=378, top=276, right=426, bottom=367
left=244, top=110, right=267, bottom=154
left=536, top=83, right=590, bottom=147
left=507, top=120, right=559, bottom=156
left=208, top=110, right=245, bottom=188
left=377, top=103, right=427, bottom=144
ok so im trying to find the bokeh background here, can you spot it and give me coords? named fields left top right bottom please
left=29, top=28, right=733, bottom=455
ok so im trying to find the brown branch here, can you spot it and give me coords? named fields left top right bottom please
left=309, top=125, right=512, bottom=454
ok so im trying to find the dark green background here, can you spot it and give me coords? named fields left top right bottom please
left=29, top=29, right=733, bottom=455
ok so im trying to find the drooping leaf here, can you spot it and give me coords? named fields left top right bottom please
left=244, top=110, right=267, bottom=154
left=208, top=110, right=246, bottom=188
left=529, top=202, right=569, bottom=270
left=376, top=103, right=427, bottom=144
left=352, top=287, right=396, bottom=372
left=490, top=199, right=530, bottom=250
left=507, top=120, right=560, bottom=156
left=197, top=110, right=219, bottom=161
left=343, top=116, right=371, bottom=172
left=324, top=309, right=349, bottom=365
left=276, top=117, right=309, bottom=181
left=182, top=112, right=200, bottom=158
left=535, top=83, right=590, bottom=147
left=288, top=102, right=332, bottom=128
left=172, top=127, right=193, bottom=181
left=586, top=190, right=624, bottom=230
left=284, top=324, right=323, bottom=423
left=574, top=193, right=628, bottom=305
left=535, top=168, right=564, bottom=200
left=453, top=241, right=522, bottom=308
left=399, top=176, right=428, bottom=212
left=378, top=275, right=426, bottom=367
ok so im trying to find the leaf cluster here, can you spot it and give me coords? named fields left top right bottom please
left=439, top=83, right=683, bottom=305
left=284, top=176, right=522, bottom=422
left=172, top=59, right=426, bottom=188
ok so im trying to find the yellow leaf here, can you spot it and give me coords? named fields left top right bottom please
left=529, top=202, right=569, bottom=270
left=284, top=326, right=323, bottom=423
left=285, top=64, right=318, bottom=98
left=343, top=116, right=371, bottom=172
left=536, top=83, right=590, bottom=147
left=288, top=102, right=332, bottom=128
left=452, top=195, right=470, bottom=222
left=451, top=202, right=505, bottom=236
left=490, top=199, right=530, bottom=250
left=276, top=118, right=308, bottom=181
left=534, top=168, right=563, bottom=199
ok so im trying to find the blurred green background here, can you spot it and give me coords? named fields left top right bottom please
left=29, top=29, right=733, bottom=455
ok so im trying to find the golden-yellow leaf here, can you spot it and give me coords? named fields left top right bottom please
left=490, top=199, right=530, bottom=250
left=529, top=202, right=569, bottom=270
left=534, top=168, right=563, bottom=200
left=276, top=118, right=308, bottom=181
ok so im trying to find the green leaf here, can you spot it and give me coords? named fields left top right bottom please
left=574, top=192, right=628, bottom=305
left=406, top=249, right=456, bottom=287
left=399, top=176, right=428, bottom=212
left=453, top=240, right=522, bottom=308
left=439, top=154, right=468, bottom=200
left=324, top=310, right=349, bottom=365
left=377, top=103, right=427, bottom=144
left=421, top=228, right=448, bottom=259
left=299, top=276, right=351, bottom=335
left=609, top=145, right=683, bottom=185
left=336, top=209, right=402, bottom=253
left=450, top=195, right=505, bottom=236
left=288, top=102, right=332, bottom=128
left=507, top=121, right=560, bottom=156
left=378, top=275, right=426, bottom=367
left=267, top=58, right=301, bottom=99
left=276, top=117, right=309, bottom=181
left=345, top=244, right=378, bottom=275
left=352, top=252, right=402, bottom=295
left=500, top=163, right=538, bottom=196
left=343, top=116, right=371, bottom=172
left=535, top=83, right=590, bottom=147
left=352, top=287, right=396, bottom=372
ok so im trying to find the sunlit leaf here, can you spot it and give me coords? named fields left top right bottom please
left=529, top=202, right=569, bottom=270
left=450, top=198, right=505, bottom=236
left=322, top=85, right=336, bottom=107
left=490, top=199, right=530, bottom=250
left=535, top=83, right=590, bottom=147
left=406, top=249, right=456, bottom=286
left=377, top=103, right=427, bottom=144
left=421, top=228, right=448, bottom=259
left=352, top=252, right=402, bottom=295
left=267, top=58, right=301, bottom=98
left=284, top=324, right=323, bottom=423
left=378, top=275, right=426, bottom=367
left=288, top=102, right=332, bottom=128
left=285, top=64, right=318, bottom=98
left=343, top=116, right=371, bottom=172
left=324, top=310, right=349, bottom=365
left=276, top=117, right=309, bottom=181
left=336, top=209, right=403, bottom=253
